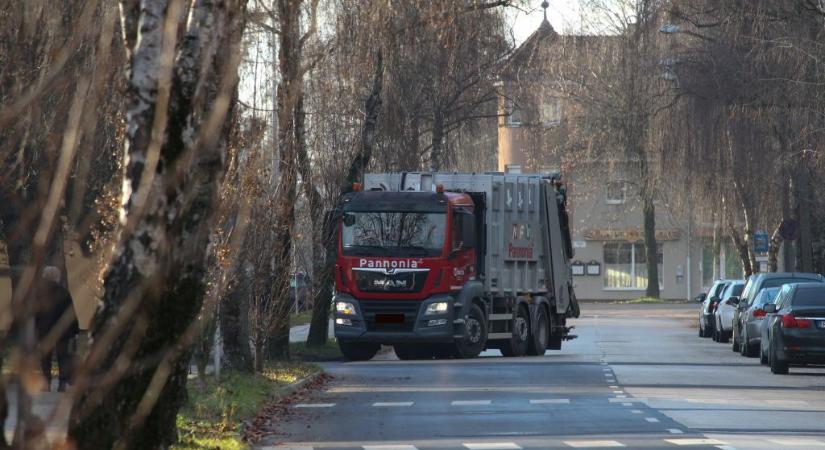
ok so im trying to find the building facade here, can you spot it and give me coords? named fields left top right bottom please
left=496, top=13, right=731, bottom=300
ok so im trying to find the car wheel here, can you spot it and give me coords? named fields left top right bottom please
left=339, top=341, right=380, bottom=361
left=500, top=305, right=530, bottom=357
left=770, top=341, right=789, bottom=375
left=719, top=327, right=730, bottom=344
left=732, top=326, right=740, bottom=352
left=454, top=304, right=487, bottom=359
left=527, top=305, right=549, bottom=356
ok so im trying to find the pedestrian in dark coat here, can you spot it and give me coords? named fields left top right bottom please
left=35, top=266, right=78, bottom=392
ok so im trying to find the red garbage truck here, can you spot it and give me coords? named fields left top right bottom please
left=333, top=172, right=579, bottom=360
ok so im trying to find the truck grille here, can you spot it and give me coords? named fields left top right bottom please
left=354, top=269, right=429, bottom=293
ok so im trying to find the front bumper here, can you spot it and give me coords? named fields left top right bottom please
left=333, top=293, right=463, bottom=344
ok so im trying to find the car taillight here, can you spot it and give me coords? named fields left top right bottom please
left=781, top=314, right=812, bottom=329
left=753, top=309, right=766, bottom=318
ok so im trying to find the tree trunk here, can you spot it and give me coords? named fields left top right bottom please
left=643, top=197, right=660, bottom=298
left=729, top=226, right=754, bottom=277
left=219, top=274, right=254, bottom=372
left=68, top=1, right=247, bottom=448
left=712, top=221, right=721, bottom=280
left=430, top=109, right=445, bottom=171
left=796, top=162, right=813, bottom=272
left=268, top=0, right=303, bottom=361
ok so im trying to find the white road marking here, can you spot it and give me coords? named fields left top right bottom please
left=612, top=390, right=623, bottom=394
left=293, top=403, right=335, bottom=408
left=564, top=440, right=625, bottom=448
left=645, top=417, right=659, bottom=423
left=463, top=443, right=522, bottom=450
left=615, top=395, right=627, bottom=398
left=609, top=385, right=619, bottom=388
left=451, top=400, right=492, bottom=406
left=630, top=409, right=642, bottom=414
left=765, top=400, right=808, bottom=406
left=609, top=398, right=646, bottom=403
left=621, top=402, right=633, bottom=406
left=363, top=446, right=418, bottom=450
left=372, top=402, right=414, bottom=407
left=667, top=429, right=684, bottom=434
left=767, top=439, right=825, bottom=447
left=530, top=399, right=570, bottom=404
left=715, top=446, right=738, bottom=450
left=665, top=439, right=727, bottom=446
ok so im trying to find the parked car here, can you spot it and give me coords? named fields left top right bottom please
left=762, top=283, right=825, bottom=374
left=698, top=280, right=733, bottom=338
left=713, top=280, right=745, bottom=343
left=736, top=286, right=780, bottom=356
left=732, top=272, right=825, bottom=356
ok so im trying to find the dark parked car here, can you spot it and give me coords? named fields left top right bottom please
left=762, top=283, right=825, bottom=374
left=732, top=272, right=824, bottom=355
left=736, top=286, right=779, bottom=357
left=698, top=280, right=733, bottom=338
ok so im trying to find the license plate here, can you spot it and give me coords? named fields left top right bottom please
left=817, top=320, right=825, bottom=330
left=376, top=314, right=405, bottom=324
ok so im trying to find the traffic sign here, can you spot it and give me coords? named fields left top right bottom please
left=753, top=230, right=769, bottom=254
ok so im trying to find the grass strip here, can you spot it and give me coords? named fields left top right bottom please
left=173, top=362, right=318, bottom=450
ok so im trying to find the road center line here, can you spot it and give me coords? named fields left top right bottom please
left=563, top=440, right=625, bottom=448
left=372, top=402, right=414, bottom=407
left=530, top=399, right=570, bottom=404
left=463, top=443, right=522, bottom=450
left=293, top=403, right=335, bottom=408
left=645, top=417, right=659, bottom=423
left=452, top=400, right=492, bottom=406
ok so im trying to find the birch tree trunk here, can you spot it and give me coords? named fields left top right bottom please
left=68, top=1, right=247, bottom=448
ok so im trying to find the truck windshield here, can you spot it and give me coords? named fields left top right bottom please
left=342, top=211, right=446, bottom=257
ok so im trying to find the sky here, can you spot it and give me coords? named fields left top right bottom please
left=508, top=0, right=587, bottom=44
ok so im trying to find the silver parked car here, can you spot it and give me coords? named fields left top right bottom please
left=713, top=280, right=745, bottom=343
left=698, top=280, right=733, bottom=338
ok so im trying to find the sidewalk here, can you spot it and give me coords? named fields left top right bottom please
left=289, top=318, right=334, bottom=343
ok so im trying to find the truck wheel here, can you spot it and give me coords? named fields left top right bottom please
left=527, top=305, right=549, bottom=356
left=394, top=344, right=429, bottom=360
left=500, top=305, right=530, bottom=357
left=338, top=341, right=380, bottom=361
left=454, top=304, right=487, bottom=359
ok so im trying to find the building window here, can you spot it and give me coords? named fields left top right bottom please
left=606, top=181, right=627, bottom=204
left=504, top=99, right=524, bottom=127
left=603, top=242, right=663, bottom=289
left=541, top=98, right=561, bottom=126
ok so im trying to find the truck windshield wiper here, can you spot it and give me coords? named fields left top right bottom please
left=345, top=244, right=390, bottom=256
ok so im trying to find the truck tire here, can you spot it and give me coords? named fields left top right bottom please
left=527, top=305, right=549, bottom=356
left=454, top=304, right=487, bottom=359
left=339, top=341, right=380, bottom=361
left=394, top=344, right=429, bottom=360
left=500, top=305, right=530, bottom=357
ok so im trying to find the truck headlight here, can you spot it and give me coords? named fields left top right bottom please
left=425, top=301, right=449, bottom=315
left=336, top=301, right=357, bottom=316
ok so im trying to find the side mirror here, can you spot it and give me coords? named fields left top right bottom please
left=728, top=296, right=740, bottom=305
left=695, top=293, right=706, bottom=303
left=763, top=303, right=777, bottom=314
left=710, top=296, right=720, bottom=303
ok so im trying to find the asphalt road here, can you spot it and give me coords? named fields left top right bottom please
left=260, top=303, right=825, bottom=450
